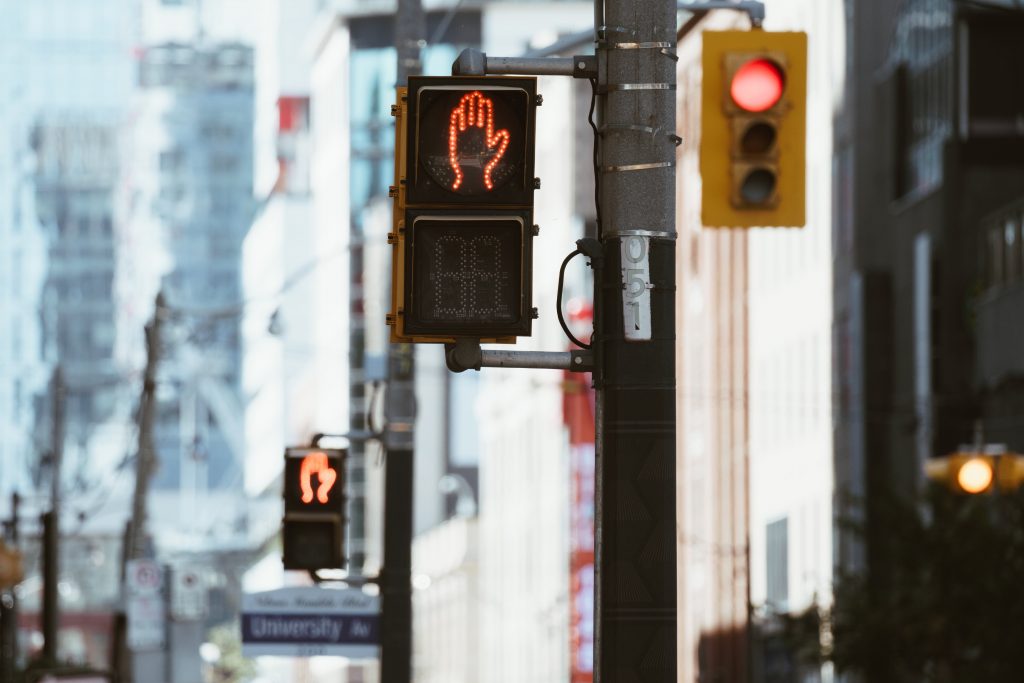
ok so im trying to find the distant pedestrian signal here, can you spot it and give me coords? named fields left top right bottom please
left=282, top=447, right=345, bottom=570
left=300, top=451, right=338, bottom=505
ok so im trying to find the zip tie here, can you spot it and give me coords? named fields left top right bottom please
left=604, top=82, right=675, bottom=91
left=596, top=25, right=633, bottom=36
left=609, top=41, right=674, bottom=50
left=602, top=161, right=675, bottom=173
left=602, top=122, right=659, bottom=135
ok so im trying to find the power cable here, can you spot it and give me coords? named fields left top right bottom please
left=588, top=78, right=602, bottom=240
left=556, top=248, right=591, bottom=350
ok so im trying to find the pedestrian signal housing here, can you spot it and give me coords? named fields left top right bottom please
left=388, top=77, right=538, bottom=342
left=282, top=447, right=345, bottom=570
left=701, top=30, right=807, bottom=227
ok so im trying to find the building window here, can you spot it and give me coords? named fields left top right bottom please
left=889, top=0, right=954, bottom=199
left=965, top=12, right=1024, bottom=137
left=987, top=224, right=1004, bottom=288
left=982, top=202, right=1024, bottom=292
left=766, top=517, right=789, bottom=611
left=1004, top=216, right=1021, bottom=285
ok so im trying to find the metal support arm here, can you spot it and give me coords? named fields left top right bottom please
left=445, top=338, right=594, bottom=373
left=452, top=48, right=597, bottom=78
left=677, top=0, right=765, bottom=27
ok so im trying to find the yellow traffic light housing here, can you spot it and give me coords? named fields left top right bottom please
left=924, top=452, right=1024, bottom=494
left=701, top=29, right=807, bottom=227
left=996, top=453, right=1024, bottom=492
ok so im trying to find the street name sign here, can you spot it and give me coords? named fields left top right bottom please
left=241, top=586, right=379, bottom=658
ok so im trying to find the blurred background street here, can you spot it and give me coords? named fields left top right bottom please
left=1, top=0, right=1023, bottom=682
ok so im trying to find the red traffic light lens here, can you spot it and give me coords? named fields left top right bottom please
left=730, top=58, right=784, bottom=112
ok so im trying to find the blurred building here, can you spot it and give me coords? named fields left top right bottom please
left=412, top=516, right=479, bottom=683
left=110, top=40, right=258, bottom=680
left=0, top=0, right=138, bottom=670
left=240, top=0, right=320, bottom=579
left=32, top=119, right=122, bottom=461
left=745, top=2, right=843, bottom=682
left=20, top=0, right=138, bottom=510
left=834, top=0, right=1024, bottom=677
left=0, top=1, right=48, bottom=503
left=675, top=2, right=844, bottom=680
left=124, top=41, right=255, bottom=547
left=675, top=11, right=751, bottom=681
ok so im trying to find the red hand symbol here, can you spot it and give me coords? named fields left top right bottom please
left=448, top=91, right=510, bottom=191
left=300, top=452, right=338, bottom=504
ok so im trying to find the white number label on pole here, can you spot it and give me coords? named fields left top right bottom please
left=621, top=235, right=652, bottom=342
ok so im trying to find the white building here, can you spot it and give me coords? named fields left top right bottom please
left=746, top=0, right=845, bottom=679
left=412, top=516, right=479, bottom=683
left=471, top=6, right=593, bottom=683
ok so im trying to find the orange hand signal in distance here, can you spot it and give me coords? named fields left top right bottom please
left=448, top=91, right=511, bottom=191
left=299, top=452, right=338, bottom=504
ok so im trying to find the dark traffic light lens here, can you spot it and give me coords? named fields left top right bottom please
left=740, top=121, right=777, bottom=154
left=411, top=216, right=523, bottom=328
left=282, top=519, right=342, bottom=570
left=739, top=168, right=777, bottom=205
left=730, top=58, right=784, bottom=112
left=416, top=87, right=529, bottom=196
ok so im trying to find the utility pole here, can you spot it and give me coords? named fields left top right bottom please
left=594, top=0, right=677, bottom=680
left=115, top=291, right=165, bottom=683
left=126, top=292, right=164, bottom=563
left=41, top=365, right=65, bottom=665
left=380, top=4, right=423, bottom=683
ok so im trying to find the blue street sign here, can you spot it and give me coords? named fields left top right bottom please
left=241, top=587, right=380, bottom=658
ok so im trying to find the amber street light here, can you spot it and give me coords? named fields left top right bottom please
left=957, top=457, right=995, bottom=494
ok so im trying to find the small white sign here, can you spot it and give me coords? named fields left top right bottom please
left=621, top=235, right=652, bottom=341
left=126, top=559, right=162, bottom=595
left=126, top=559, right=165, bottom=651
left=171, top=568, right=208, bottom=621
left=241, top=586, right=380, bottom=659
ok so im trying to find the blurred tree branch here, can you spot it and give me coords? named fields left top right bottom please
left=795, top=486, right=1024, bottom=682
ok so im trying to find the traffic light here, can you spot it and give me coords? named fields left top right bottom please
left=701, top=30, right=807, bottom=228
left=0, top=539, right=23, bottom=589
left=925, top=451, right=1024, bottom=494
left=388, top=76, right=538, bottom=342
left=282, top=447, right=345, bottom=570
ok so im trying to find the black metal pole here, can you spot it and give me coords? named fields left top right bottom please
left=1, top=492, right=20, bottom=679
left=593, top=0, right=678, bottom=680
left=42, top=366, right=65, bottom=665
left=41, top=512, right=58, bottom=665
left=380, top=3, right=423, bottom=683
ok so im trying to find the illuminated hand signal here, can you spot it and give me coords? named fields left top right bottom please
left=299, top=452, right=338, bottom=504
left=448, top=91, right=510, bottom=191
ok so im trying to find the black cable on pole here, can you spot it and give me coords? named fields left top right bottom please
left=557, top=248, right=592, bottom=350
left=588, top=78, right=602, bottom=240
